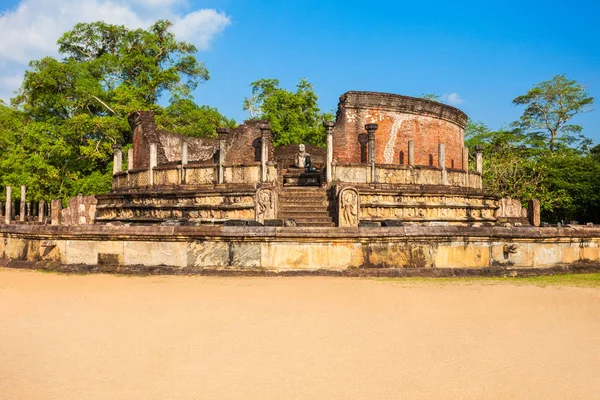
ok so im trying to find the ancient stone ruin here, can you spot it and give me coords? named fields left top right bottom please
left=93, top=91, right=537, bottom=228
left=3, top=91, right=599, bottom=273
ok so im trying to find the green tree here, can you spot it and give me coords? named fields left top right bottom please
left=155, top=99, right=236, bottom=138
left=243, top=78, right=333, bottom=147
left=1, top=20, right=231, bottom=202
left=512, top=74, right=594, bottom=152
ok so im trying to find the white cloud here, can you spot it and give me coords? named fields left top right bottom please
left=441, top=92, right=464, bottom=106
left=0, top=0, right=231, bottom=102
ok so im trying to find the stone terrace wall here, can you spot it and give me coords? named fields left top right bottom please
left=1, top=225, right=600, bottom=271
left=332, top=92, right=468, bottom=169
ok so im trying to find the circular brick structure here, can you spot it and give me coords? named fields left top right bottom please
left=332, top=91, right=468, bottom=169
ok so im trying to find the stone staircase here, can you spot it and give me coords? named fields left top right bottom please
left=278, top=186, right=335, bottom=227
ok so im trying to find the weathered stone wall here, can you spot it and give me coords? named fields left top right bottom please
left=129, top=111, right=218, bottom=169
left=332, top=92, right=467, bottom=169
left=1, top=225, right=599, bottom=271
left=61, top=195, right=97, bottom=226
left=222, top=120, right=274, bottom=165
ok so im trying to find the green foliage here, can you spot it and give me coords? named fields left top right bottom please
left=420, top=93, right=442, bottom=102
left=243, top=78, right=333, bottom=147
left=155, top=99, right=236, bottom=138
left=512, top=74, right=594, bottom=152
left=0, top=20, right=231, bottom=202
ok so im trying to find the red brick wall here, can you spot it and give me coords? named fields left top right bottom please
left=332, top=92, right=468, bottom=169
left=222, top=120, right=274, bottom=165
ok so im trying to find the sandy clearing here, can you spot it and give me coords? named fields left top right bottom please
left=0, top=268, right=599, bottom=399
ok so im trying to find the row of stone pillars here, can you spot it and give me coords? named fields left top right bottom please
left=2, top=185, right=62, bottom=225
left=112, top=124, right=276, bottom=185
left=322, top=122, right=484, bottom=186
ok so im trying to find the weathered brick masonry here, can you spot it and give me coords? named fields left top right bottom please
left=333, top=92, right=468, bottom=169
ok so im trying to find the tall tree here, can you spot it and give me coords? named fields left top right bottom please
left=512, top=74, right=594, bottom=152
left=243, top=78, right=333, bottom=147
left=1, top=20, right=230, bottom=202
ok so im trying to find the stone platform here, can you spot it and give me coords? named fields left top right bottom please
left=2, top=224, right=599, bottom=273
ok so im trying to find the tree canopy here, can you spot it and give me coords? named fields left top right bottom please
left=512, top=74, right=594, bottom=152
left=1, top=20, right=233, bottom=202
left=243, top=78, right=333, bottom=147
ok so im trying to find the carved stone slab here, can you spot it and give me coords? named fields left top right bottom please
left=338, top=187, right=360, bottom=227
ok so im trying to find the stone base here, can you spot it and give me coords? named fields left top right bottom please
left=2, top=224, right=600, bottom=272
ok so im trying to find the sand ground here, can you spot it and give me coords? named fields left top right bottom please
left=0, top=268, right=599, bottom=399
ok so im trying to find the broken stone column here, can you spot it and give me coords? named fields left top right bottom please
left=216, top=128, right=230, bottom=184
left=475, top=145, right=484, bottom=190
left=112, top=144, right=122, bottom=174
left=462, top=147, right=469, bottom=171
left=439, top=143, right=447, bottom=185
left=180, top=141, right=189, bottom=184
left=462, top=147, right=469, bottom=187
left=408, top=140, right=415, bottom=166
left=323, top=121, right=335, bottom=183
left=26, top=202, right=31, bottom=218
left=51, top=199, right=62, bottom=226
left=528, top=199, right=541, bottom=227
left=475, top=145, right=484, bottom=174
left=149, top=143, right=157, bottom=186
left=365, top=123, right=378, bottom=183
left=259, top=124, right=271, bottom=183
left=4, top=186, right=11, bottom=225
left=38, top=200, right=45, bottom=223
left=127, top=148, right=134, bottom=171
left=20, top=185, right=26, bottom=222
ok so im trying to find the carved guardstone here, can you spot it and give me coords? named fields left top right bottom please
left=338, top=187, right=360, bottom=227
left=255, top=188, right=277, bottom=224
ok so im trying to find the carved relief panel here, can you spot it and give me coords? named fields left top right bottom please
left=338, top=187, right=360, bottom=227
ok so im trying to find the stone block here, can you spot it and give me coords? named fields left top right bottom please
left=528, top=199, right=541, bottom=227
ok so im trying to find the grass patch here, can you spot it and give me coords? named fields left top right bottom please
left=376, top=273, right=600, bottom=288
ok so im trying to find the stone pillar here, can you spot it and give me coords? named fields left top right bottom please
left=323, top=121, right=335, bottom=183
left=216, top=128, right=230, bottom=184
left=26, top=202, right=31, bottom=218
left=475, top=145, right=484, bottom=190
left=365, top=124, right=378, bottom=183
left=462, top=147, right=469, bottom=187
left=4, top=186, right=11, bottom=225
left=408, top=140, right=415, bottom=166
left=112, top=144, right=122, bottom=174
left=51, top=199, right=61, bottom=226
left=180, top=141, right=189, bottom=184
left=20, top=185, right=26, bottom=222
left=475, top=145, right=484, bottom=174
left=127, top=148, right=134, bottom=171
left=259, top=124, right=271, bottom=183
left=462, top=147, right=469, bottom=171
left=438, top=143, right=447, bottom=185
left=149, top=143, right=157, bottom=186
left=528, top=199, right=541, bottom=227
left=38, top=200, right=45, bottom=223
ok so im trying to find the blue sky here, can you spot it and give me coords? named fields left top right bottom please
left=1, top=0, right=599, bottom=143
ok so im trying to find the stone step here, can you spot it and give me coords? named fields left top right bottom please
left=296, top=221, right=336, bottom=227
left=279, top=203, right=328, bottom=213
left=278, top=198, right=327, bottom=205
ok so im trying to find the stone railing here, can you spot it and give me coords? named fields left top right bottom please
left=332, top=163, right=481, bottom=190
left=112, top=162, right=278, bottom=190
